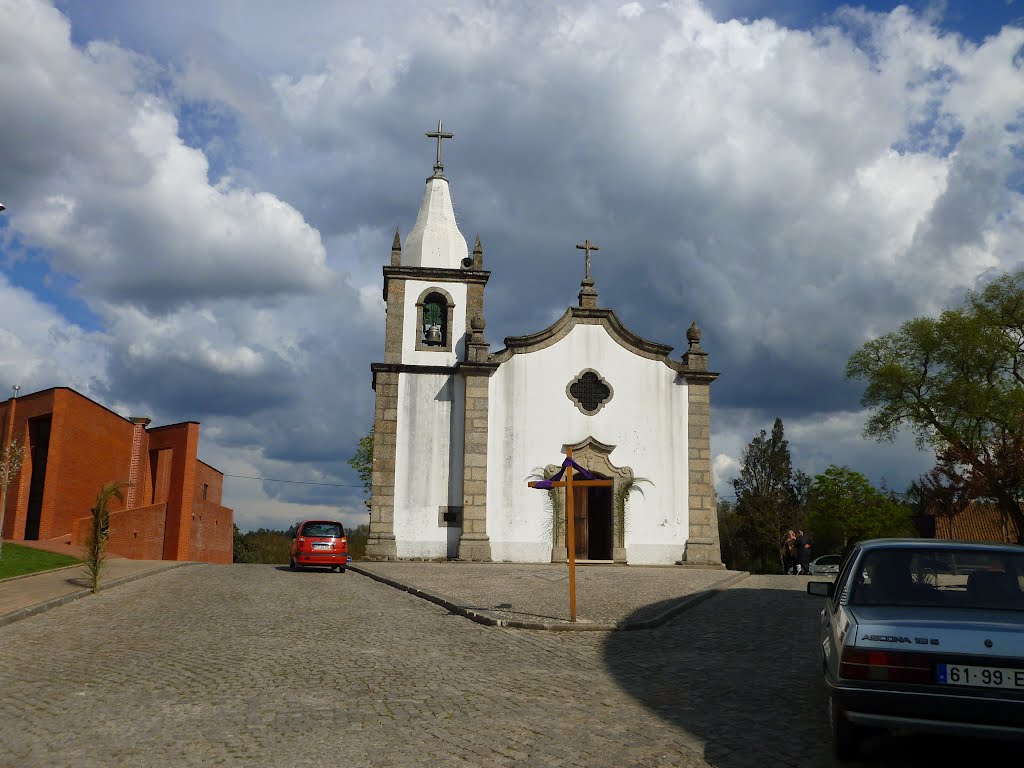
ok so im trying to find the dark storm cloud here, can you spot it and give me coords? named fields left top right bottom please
left=4, top=1, right=1024, bottom=530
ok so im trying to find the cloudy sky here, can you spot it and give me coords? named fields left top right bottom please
left=1, top=0, right=1022, bottom=532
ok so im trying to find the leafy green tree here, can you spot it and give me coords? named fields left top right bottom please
left=346, top=523, right=369, bottom=560
left=846, top=271, right=1024, bottom=543
left=0, top=439, right=25, bottom=560
left=806, top=466, right=914, bottom=553
left=232, top=524, right=249, bottom=563
left=348, top=427, right=374, bottom=511
left=731, top=418, right=808, bottom=572
left=84, top=481, right=128, bottom=594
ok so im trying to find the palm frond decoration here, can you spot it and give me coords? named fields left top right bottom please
left=84, top=481, right=128, bottom=594
left=614, top=475, right=652, bottom=544
left=528, top=465, right=562, bottom=543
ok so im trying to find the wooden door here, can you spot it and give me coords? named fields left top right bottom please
left=573, top=487, right=588, bottom=559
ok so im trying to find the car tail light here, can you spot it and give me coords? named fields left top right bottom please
left=341, top=536, right=347, bottom=552
left=839, top=648, right=934, bottom=684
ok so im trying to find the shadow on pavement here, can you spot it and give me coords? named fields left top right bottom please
left=602, top=583, right=1020, bottom=768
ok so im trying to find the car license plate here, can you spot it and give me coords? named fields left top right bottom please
left=312, top=543, right=332, bottom=551
left=937, top=664, right=1024, bottom=689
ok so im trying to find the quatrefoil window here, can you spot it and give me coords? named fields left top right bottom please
left=566, top=369, right=613, bottom=415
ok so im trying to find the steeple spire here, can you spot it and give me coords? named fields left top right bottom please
left=402, top=120, right=468, bottom=269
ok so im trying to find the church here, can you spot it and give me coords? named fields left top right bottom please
left=365, top=123, right=722, bottom=567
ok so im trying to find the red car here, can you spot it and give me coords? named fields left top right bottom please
left=289, top=520, right=349, bottom=572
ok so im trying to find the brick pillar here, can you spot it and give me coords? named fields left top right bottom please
left=126, top=417, right=151, bottom=510
left=681, top=322, right=723, bottom=565
left=457, top=316, right=496, bottom=561
left=366, top=369, right=399, bottom=559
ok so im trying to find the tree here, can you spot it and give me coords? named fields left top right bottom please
left=0, top=439, right=25, bottom=559
left=731, top=418, right=807, bottom=572
left=846, top=271, right=1024, bottom=543
left=232, top=524, right=249, bottom=563
left=805, top=466, right=915, bottom=553
left=348, top=427, right=374, bottom=511
left=84, top=481, right=128, bottom=594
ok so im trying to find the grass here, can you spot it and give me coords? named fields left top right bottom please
left=0, top=542, right=81, bottom=580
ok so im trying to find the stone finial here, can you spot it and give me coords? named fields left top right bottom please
left=472, top=235, right=483, bottom=269
left=390, top=227, right=401, bottom=266
left=467, top=315, right=490, bottom=362
left=686, top=321, right=702, bottom=345
left=682, top=321, right=708, bottom=371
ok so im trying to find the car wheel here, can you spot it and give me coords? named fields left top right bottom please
left=829, top=695, right=862, bottom=762
left=338, top=566, right=346, bottom=574
left=289, top=558, right=298, bottom=571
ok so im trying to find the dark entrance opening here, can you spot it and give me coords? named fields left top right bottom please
left=25, top=416, right=52, bottom=541
left=572, top=475, right=613, bottom=561
left=587, top=485, right=613, bottom=560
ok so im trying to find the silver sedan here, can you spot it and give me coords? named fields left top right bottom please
left=807, top=538, right=1024, bottom=761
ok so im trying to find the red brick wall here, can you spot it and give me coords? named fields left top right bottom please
left=189, top=499, right=233, bottom=564
left=188, top=460, right=232, bottom=563
left=72, top=502, right=168, bottom=560
left=1, top=389, right=132, bottom=541
left=3, top=389, right=230, bottom=565
left=147, top=423, right=199, bottom=560
left=45, top=390, right=133, bottom=540
left=0, top=392, right=54, bottom=539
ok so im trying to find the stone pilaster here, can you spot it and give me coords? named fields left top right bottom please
left=365, top=369, right=399, bottom=559
left=681, top=322, right=723, bottom=565
left=457, top=316, right=497, bottom=561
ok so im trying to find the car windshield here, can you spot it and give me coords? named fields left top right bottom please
left=848, top=547, right=1024, bottom=611
left=302, top=522, right=344, bottom=538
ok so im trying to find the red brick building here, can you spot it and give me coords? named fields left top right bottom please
left=0, top=387, right=232, bottom=564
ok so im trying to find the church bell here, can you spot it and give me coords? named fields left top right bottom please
left=425, top=324, right=443, bottom=345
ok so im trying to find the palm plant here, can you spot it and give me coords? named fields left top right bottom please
left=528, top=466, right=563, bottom=543
left=613, top=475, right=652, bottom=544
left=84, top=481, right=128, bottom=594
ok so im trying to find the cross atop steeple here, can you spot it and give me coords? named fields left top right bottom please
left=575, top=239, right=600, bottom=282
left=425, top=119, right=454, bottom=177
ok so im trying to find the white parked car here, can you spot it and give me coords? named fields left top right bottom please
left=809, top=554, right=841, bottom=575
left=807, top=539, right=1024, bottom=761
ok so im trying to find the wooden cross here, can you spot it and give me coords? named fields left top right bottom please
left=528, top=446, right=613, bottom=622
left=425, top=119, right=454, bottom=174
left=575, top=239, right=599, bottom=282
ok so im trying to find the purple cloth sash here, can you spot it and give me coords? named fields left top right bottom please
left=531, top=457, right=596, bottom=489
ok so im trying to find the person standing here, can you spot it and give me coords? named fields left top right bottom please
left=796, top=530, right=812, bottom=575
left=782, top=530, right=798, bottom=575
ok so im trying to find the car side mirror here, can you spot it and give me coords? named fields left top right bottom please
left=807, top=581, right=834, bottom=598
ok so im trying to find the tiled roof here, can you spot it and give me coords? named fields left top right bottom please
left=933, top=503, right=1020, bottom=543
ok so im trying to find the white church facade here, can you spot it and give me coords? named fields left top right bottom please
left=365, top=124, right=722, bottom=566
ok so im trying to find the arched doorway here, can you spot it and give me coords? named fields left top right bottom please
left=548, top=436, right=634, bottom=563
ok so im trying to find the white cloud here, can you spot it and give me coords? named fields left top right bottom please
left=2, top=0, right=1023, bottom=530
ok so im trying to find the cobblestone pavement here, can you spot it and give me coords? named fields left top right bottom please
left=354, top=561, right=744, bottom=627
left=0, top=566, right=1017, bottom=767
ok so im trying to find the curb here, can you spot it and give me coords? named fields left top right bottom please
left=0, top=562, right=84, bottom=584
left=350, top=566, right=750, bottom=631
left=0, top=561, right=199, bottom=629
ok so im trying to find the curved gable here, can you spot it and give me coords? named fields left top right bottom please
left=490, top=306, right=692, bottom=375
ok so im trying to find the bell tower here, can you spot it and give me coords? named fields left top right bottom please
left=365, top=121, right=495, bottom=561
